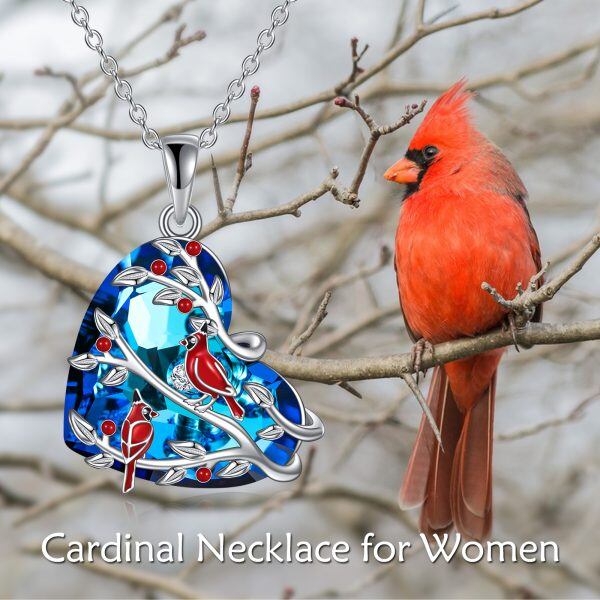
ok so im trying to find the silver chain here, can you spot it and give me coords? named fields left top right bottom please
left=63, top=0, right=296, bottom=150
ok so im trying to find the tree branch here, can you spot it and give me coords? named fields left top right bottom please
left=264, top=320, right=600, bottom=383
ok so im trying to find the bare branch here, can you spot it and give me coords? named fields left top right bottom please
left=288, top=291, right=332, bottom=355
left=210, top=154, right=226, bottom=216
left=265, top=319, right=600, bottom=384
left=497, top=392, right=600, bottom=441
left=332, top=97, right=427, bottom=205
left=225, top=85, right=261, bottom=214
left=401, top=372, right=442, bottom=445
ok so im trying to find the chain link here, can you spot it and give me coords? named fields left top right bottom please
left=63, top=0, right=297, bottom=150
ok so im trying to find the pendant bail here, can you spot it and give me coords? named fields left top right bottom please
left=161, top=134, right=199, bottom=226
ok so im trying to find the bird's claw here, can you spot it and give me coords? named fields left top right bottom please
left=411, top=338, right=434, bottom=383
left=184, top=395, right=216, bottom=413
left=503, top=313, right=522, bottom=352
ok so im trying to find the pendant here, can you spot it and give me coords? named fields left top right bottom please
left=65, top=136, right=324, bottom=492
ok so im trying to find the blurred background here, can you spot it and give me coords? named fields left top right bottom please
left=1, top=0, right=599, bottom=597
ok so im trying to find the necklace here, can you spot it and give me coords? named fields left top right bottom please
left=63, top=0, right=324, bottom=493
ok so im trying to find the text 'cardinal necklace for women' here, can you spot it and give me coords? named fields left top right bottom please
left=62, top=0, right=324, bottom=493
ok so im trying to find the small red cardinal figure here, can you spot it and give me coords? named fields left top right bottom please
left=121, top=389, right=158, bottom=494
left=384, top=80, right=542, bottom=541
left=180, top=319, right=244, bottom=420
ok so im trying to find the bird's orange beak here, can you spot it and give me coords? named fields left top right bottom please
left=384, top=157, right=420, bottom=184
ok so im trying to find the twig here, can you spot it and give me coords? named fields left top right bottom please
left=0, top=400, right=63, bottom=413
left=21, top=541, right=200, bottom=599
left=496, top=392, right=600, bottom=441
left=332, top=97, right=427, bottom=205
left=34, top=66, right=85, bottom=105
left=303, top=304, right=399, bottom=356
left=334, top=37, right=369, bottom=94
left=288, top=290, right=332, bottom=355
left=210, top=154, right=226, bottom=216
left=401, top=372, right=442, bottom=445
left=13, top=477, right=110, bottom=527
left=225, top=85, right=261, bottom=214
left=283, top=246, right=391, bottom=349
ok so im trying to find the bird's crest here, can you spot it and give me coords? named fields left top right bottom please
left=409, top=79, right=478, bottom=150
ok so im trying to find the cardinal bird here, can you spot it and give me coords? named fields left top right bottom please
left=384, top=80, right=542, bottom=541
left=180, top=319, right=245, bottom=420
left=121, top=390, right=158, bottom=494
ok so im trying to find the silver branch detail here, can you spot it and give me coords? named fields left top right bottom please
left=67, top=237, right=324, bottom=485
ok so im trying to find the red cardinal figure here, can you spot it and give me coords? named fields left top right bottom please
left=384, top=80, right=542, bottom=540
left=180, top=319, right=245, bottom=420
left=121, top=389, right=158, bottom=493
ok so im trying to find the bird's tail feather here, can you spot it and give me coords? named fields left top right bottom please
left=450, top=372, right=495, bottom=540
left=399, top=366, right=495, bottom=541
left=123, top=460, right=136, bottom=494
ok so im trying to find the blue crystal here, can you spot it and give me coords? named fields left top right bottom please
left=65, top=238, right=302, bottom=488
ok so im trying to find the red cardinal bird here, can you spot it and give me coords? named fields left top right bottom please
left=384, top=80, right=542, bottom=540
left=180, top=319, right=245, bottom=420
left=121, top=389, right=158, bottom=493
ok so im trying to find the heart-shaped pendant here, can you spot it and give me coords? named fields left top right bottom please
left=65, top=234, right=324, bottom=492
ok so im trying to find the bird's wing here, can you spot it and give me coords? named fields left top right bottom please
left=192, top=356, right=236, bottom=397
left=122, top=420, right=153, bottom=462
left=394, top=256, right=421, bottom=343
left=213, top=360, right=235, bottom=392
left=490, top=145, right=544, bottom=323
left=503, top=190, right=544, bottom=324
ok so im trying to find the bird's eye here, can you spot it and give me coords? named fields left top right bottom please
left=142, top=407, right=150, bottom=417
left=422, top=145, right=439, bottom=160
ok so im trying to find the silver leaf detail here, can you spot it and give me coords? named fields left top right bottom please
left=217, top=460, right=251, bottom=478
left=257, top=425, right=284, bottom=441
left=210, top=276, right=224, bottom=305
left=153, top=288, right=182, bottom=306
left=152, top=238, right=182, bottom=256
left=94, top=309, right=118, bottom=340
left=168, top=440, right=207, bottom=460
left=112, top=266, right=149, bottom=287
left=68, top=410, right=97, bottom=446
left=190, top=317, right=218, bottom=336
left=244, top=382, right=274, bottom=408
left=101, top=366, right=128, bottom=387
left=85, top=453, right=114, bottom=469
left=68, top=353, right=98, bottom=371
left=171, top=266, right=201, bottom=286
left=156, top=468, right=187, bottom=486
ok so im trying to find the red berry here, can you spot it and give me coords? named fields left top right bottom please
left=177, top=298, right=193, bottom=313
left=151, top=259, right=167, bottom=275
left=185, top=241, right=202, bottom=256
left=101, top=420, right=116, bottom=436
left=196, top=467, right=212, bottom=483
left=96, top=337, right=112, bottom=352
